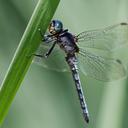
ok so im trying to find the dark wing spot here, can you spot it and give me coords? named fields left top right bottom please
left=116, top=59, right=122, bottom=64
left=120, top=22, right=128, bottom=25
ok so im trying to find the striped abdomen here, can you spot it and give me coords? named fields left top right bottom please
left=66, top=55, right=89, bottom=123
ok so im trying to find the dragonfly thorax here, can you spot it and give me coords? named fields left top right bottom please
left=57, top=30, right=79, bottom=54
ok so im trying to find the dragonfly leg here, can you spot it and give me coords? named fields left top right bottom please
left=44, top=41, right=56, bottom=58
left=66, top=54, right=89, bottom=123
left=38, top=28, right=48, bottom=42
left=33, top=54, right=44, bottom=58
left=34, top=41, right=56, bottom=58
left=33, top=53, right=49, bottom=59
left=38, top=28, right=53, bottom=42
left=38, top=28, right=44, bottom=39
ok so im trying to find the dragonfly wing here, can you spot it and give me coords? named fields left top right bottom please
left=78, top=49, right=126, bottom=81
left=76, top=23, right=128, bottom=51
left=33, top=42, right=69, bottom=72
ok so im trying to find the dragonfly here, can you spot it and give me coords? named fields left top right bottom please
left=34, top=20, right=128, bottom=123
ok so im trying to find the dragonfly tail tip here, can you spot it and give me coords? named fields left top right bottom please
left=83, top=113, right=89, bottom=123
left=86, top=117, right=89, bottom=123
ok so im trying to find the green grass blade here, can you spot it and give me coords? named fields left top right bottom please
left=0, top=0, right=60, bottom=124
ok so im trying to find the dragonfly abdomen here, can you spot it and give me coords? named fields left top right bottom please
left=66, top=55, right=89, bottom=123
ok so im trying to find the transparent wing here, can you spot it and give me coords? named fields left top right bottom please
left=33, top=41, right=69, bottom=72
left=76, top=23, right=128, bottom=51
left=78, top=49, right=126, bottom=81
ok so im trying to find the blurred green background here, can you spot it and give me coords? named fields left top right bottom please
left=0, top=0, right=128, bottom=128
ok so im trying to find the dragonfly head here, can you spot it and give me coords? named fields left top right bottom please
left=49, top=20, right=63, bottom=34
